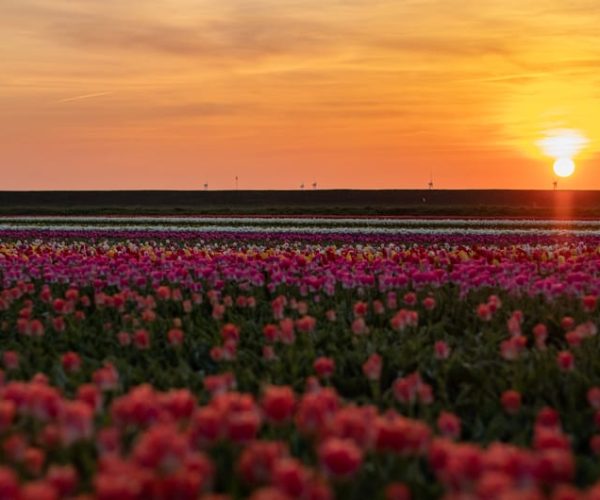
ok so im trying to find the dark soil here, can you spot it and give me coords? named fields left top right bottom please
left=0, top=189, right=596, bottom=217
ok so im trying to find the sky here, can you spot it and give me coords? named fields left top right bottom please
left=2, top=0, right=600, bottom=190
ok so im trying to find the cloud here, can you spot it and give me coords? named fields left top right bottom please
left=6, top=0, right=521, bottom=66
left=55, top=92, right=112, bottom=103
left=148, top=102, right=252, bottom=118
left=372, top=34, right=515, bottom=58
left=453, top=73, right=548, bottom=84
left=5, top=1, right=343, bottom=63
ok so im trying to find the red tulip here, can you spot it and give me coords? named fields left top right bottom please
left=437, top=412, right=461, bottom=440
left=557, top=350, right=575, bottom=372
left=61, top=352, right=81, bottom=373
left=314, top=357, right=335, bottom=379
left=318, top=438, right=363, bottom=477
left=262, top=386, right=295, bottom=424
left=133, top=329, right=151, bottom=350
left=385, top=483, right=412, bottom=500
left=583, top=294, right=597, bottom=312
left=434, top=340, right=451, bottom=360
left=362, top=353, right=382, bottom=381
left=588, top=387, right=600, bottom=409
left=167, top=328, right=184, bottom=346
left=501, top=390, right=521, bottom=414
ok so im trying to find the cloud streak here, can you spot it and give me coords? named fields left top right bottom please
left=55, top=92, right=112, bottom=104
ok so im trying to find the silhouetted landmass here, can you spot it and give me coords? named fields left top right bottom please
left=0, top=190, right=597, bottom=217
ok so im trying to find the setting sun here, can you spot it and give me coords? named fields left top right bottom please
left=537, top=129, right=588, bottom=179
left=553, top=157, right=575, bottom=178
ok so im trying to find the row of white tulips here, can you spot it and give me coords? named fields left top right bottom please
left=2, top=216, right=600, bottom=227
left=2, top=222, right=600, bottom=236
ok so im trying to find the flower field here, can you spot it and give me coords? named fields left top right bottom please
left=2, top=217, right=600, bottom=499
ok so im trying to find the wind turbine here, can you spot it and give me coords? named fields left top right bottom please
left=203, top=183, right=208, bottom=191
left=428, top=168, right=434, bottom=190
left=300, top=182, right=304, bottom=190
left=312, top=181, right=317, bottom=190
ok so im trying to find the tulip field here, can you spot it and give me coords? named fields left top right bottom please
left=3, top=216, right=600, bottom=499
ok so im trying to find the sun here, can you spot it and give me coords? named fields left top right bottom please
left=553, top=157, right=575, bottom=178
left=537, top=129, right=588, bottom=179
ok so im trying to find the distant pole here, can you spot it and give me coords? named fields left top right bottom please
left=553, top=179, right=558, bottom=191
left=235, top=176, right=238, bottom=191
left=428, top=168, right=434, bottom=190
left=203, top=183, right=208, bottom=191
left=312, top=181, right=317, bottom=190
left=300, top=182, right=304, bottom=190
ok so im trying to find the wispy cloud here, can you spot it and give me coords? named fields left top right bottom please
left=5, top=1, right=342, bottom=63
left=55, top=92, right=112, bottom=104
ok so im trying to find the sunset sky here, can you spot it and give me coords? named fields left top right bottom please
left=3, top=0, right=600, bottom=190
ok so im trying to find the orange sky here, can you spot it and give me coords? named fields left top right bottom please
left=2, top=0, right=600, bottom=190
